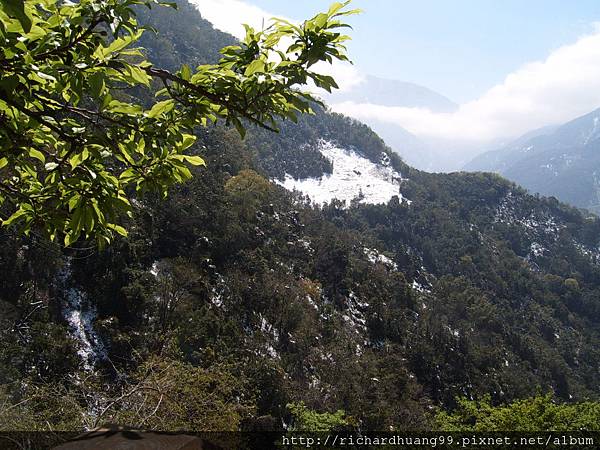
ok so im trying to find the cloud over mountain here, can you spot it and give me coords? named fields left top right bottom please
left=331, top=28, right=600, bottom=143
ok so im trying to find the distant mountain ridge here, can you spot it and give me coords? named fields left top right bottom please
left=465, top=125, right=559, bottom=173
left=464, top=107, right=600, bottom=213
left=329, top=75, right=458, bottom=112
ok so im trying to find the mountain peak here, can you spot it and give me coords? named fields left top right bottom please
left=329, top=74, right=458, bottom=113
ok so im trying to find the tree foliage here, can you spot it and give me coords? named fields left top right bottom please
left=287, top=401, right=353, bottom=432
left=0, top=0, right=358, bottom=246
left=436, top=394, right=600, bottom=431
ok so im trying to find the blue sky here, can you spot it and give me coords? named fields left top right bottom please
left=248, top=0, right=600, bottom=102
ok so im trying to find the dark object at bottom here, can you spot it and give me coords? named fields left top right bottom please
left=52, top=426, right=223, bottom=450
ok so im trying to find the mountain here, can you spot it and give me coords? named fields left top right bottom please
left=327, top=76, right=460, bottom=172
left=4, top=0, right=600, bottom=439
left=464, top=108, right=600, bottom=213
left=328, top=75, right=458, bottom=112
left=465, top=125, right=559, bottom=173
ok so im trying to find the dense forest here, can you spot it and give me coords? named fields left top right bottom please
left=3, top=0, right=600, bottom=444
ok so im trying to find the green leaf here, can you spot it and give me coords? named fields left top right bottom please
left=3, top=208, right=27, bottom=226
left=147, top=99, right=175, bottom=118
left=64, top=230, right=80, bottom=247
left=29, top=148, right=45, bottom=163
left=180, top=64, right=192, bottom=81
left=83, top=206, right=95, bottom=231
left=26, top=24, right=45, bottom=40
left=313, top=13, right=328, bottom=29
left=68, top=194, right=81, bottom=212
left=88, top=72, right=105, bottom=99
left=108, top=100, right=142, bottom=115
left=120, top=168, right=138, bottom=182
left=244, top=59, right=265, bottom=76
left=2, top=0, right=32, bottom=32
left=69, top=148, right=89, bottom=169
left=231, top=117, right=246, bottom=139
left=128, top=65, right=151, bottom=86
left=103, top=30, right=142, bottom=56
left=327, top=2, right=345, bottom=16
left=0, top=157, right=8, bottom=170
left=180, top=134, right=196, bottom=150
left=183, top=155, right=205, bottom=166
left=107, top=223, right=128, bottom=237
left=117, top=143, right=136, bottom=165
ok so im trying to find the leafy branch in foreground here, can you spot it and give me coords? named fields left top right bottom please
left=0, top=0, right=358, bottom=246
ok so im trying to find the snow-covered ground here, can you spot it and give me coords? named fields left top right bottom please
left=276, top=140, right=409, bottom=206
left=363, top=247, right=398, bottom=270
left=494, top=190, right=564, bottom=239
left=58, top=263, right=107, bottom=371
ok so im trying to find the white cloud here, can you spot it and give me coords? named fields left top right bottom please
left=332, top=30, right=600, bottom=143
left=190, top=0, right=275, bottom=40
left=189, top=0, right=365, bottom=93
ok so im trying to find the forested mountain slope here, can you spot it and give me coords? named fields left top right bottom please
left=2, top=0, right=600, bottom=435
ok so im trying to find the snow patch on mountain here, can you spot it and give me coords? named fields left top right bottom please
left=276, top=140, right=409, bottom=206
left=342, top=291, right=369, bottom=347
left=363, top=247, right=398, bottom=270
left=584, top=116, right=600, bottom=145
left=529, top=242, right=546, bottom=258
left=574, top=242, right=600, bottom=265
left=58, top=263, right=107, bottom=371
left=258, top=314, right=280, bottom=359
left=494, top=191, right=564, bottom=240
left=412, top=280, right=431, bottom=294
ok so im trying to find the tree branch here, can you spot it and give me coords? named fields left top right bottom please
left=144, top=66, right=279, bottom=133
left=34, top=17, right=104, bottom=61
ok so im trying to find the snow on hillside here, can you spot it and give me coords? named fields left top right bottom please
left=276, top=140, right=408, bottom=206
left=494, top=190, right=564, bottom=240
left=58, top=262, right=107, bottom=371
